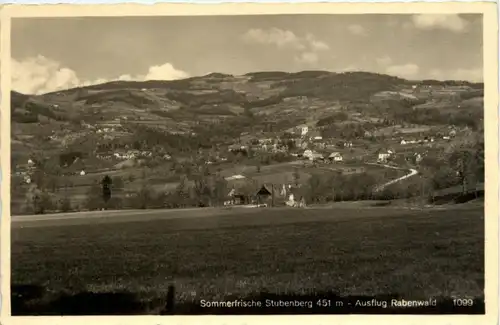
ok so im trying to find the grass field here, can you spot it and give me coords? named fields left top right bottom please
left=11, top=205, right=484, bottom=315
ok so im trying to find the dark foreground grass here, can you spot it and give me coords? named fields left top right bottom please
left=11, top=206, right=484, bottom=315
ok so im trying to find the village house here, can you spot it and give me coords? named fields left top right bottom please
left=310, top=152, right=324, bottom=162
left=255, top=184, right=286, bottom=206
left=378, top=152, right=391, bottom=163
left=224, top=188, right=248, bottom=206
left=298, top=125, right=309, bottom=136
left=327, top=152, right=343, bottom=163
left=377, top=149, right=394, bottom=163
left=414, top=153, right=424, bottom=164
left=303, top=149, right=314, bottom=159
left=285, top=186, right=307, bottom=208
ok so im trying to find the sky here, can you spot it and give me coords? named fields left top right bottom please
left=11, top=14, right=483, bottom=95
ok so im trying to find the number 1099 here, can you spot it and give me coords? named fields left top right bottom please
left=453, top=299, right=474, bottom=307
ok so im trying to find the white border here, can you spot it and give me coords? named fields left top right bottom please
left=1, top=4, right=498, bottom=325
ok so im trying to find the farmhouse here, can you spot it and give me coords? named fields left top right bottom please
left=303, top=149, right=314, bottom=159
left=224, top=188, right=248, bottom=206
left=255, top=184, right=283, bottom=206
left=414, top=153, right=424, bottom=164
left=327, top=152, right=343, bottom=162
left=293, top=124, right=310, bottom=136
left=377, top=150, right=394, bottom=163
left=285, top=186, right=307, bottom=208
left=256, top=185, right=272, bottom=203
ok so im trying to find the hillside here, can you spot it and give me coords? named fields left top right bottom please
left=10, top=70, right=484, bottom=214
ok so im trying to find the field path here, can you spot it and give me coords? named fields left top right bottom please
left=366, top=162, right=419, bottom=192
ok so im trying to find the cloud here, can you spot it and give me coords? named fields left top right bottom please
left=347, top=24, right=368, bottom=36
left=305, top=34, right=330, bottom=52
left=144, top=63, right=190, bottom=80
left=12, top=55, right=190, bottom=95
left=242, top=28, right=330, bottom=65
left=12, top=55, right=81, bottom=95
left=429, top=68, right=483, bottom=82
left=340, top=65, right=362, bottom=73
left=376, top=56, right=393, bottom=67
left=295, top=52, right=319, bottom=65
left=386, top=63, right=420, bottom=79
left=412, top=14, right=469, bottom=32
left=242, top=28, right=306, bottom=50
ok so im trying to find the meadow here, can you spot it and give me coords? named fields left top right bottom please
left=11, top=205, right=484, bottom=315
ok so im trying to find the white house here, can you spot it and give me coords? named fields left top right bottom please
left=80, top=170, right=86, bottom=176
left=378, top=153, right=391, bottom=163
left=303, top=149, right=314, bottom=159
left=415, top=153, right=423, bottom=164
left=378, top=150, right=393, bottom=163
left=328, top=152, right=343, bottom=162
left=27, top=159, right=34, bottom=166
left=300, top=125, right=309, bottom=136
left=400, top=139, right=407, bottom=145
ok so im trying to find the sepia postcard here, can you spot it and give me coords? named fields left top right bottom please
left=0, top=3, right=498, bottom=325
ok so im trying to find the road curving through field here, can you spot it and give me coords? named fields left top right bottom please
left=366, top=162, right=419, bottom=192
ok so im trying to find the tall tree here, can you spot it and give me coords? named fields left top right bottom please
left=101, top=175, right=113, bottom=209
left=293, top=168, right=301, bottom=187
